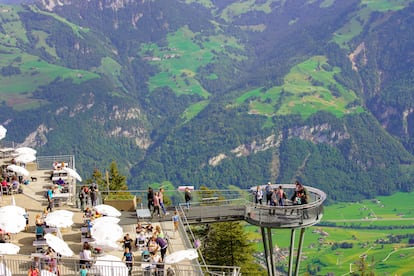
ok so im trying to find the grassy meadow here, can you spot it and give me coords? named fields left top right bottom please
left=245, top=191, right=414, bottom=275
left=237, top=55, right=364, bottom=119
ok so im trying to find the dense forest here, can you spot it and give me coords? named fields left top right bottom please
left=0, top=0, right=414, bottom=203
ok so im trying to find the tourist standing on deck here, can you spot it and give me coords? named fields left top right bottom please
left=172, top=211, right=179, bottom=237
left=184, top=187, right=192, bottom=210
left=89, top=182, right=98, bottom=207
left=152, top=192, right=161, bottom=217
left=265, top=182, right=272, bottom=205
left=147, top=187, right=154, bottom=211
left=255, top=186, right=263, bottom=205
left=122, top=247, right=134, bottom=276
left=159, top=187, right=167, bottom=215
left=277, top=185, right=287, bottom=206
left=46, top=186, right=54, bottom=212
left=78, top=186, right=87, bottom=211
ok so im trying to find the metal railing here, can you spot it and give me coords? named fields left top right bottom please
left=0, top=255, right=239, bottom=275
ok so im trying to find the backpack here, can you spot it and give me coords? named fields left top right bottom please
left=44, top=190, right=49, bottom=199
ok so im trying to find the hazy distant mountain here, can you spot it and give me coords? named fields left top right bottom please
left=1, top=0, right=414, bottom=202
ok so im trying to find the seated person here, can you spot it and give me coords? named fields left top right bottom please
left=154, top=225, right=164, bottom=238
left=11, top=179, right=19, bottom=191
left=0, top=228, right=11, bottom=240
left=56, top=178, right=65, bottom=186
left=146, top=236, right=159, bottom=254
left=1, top=179, right=9, bottom=194
left=145, top=223, right=154, bottom=233
left=83, top=207, right=92, bottom=218
left=1, top=179, right=9, bottom=188
left=135, top=223, right=143, bottom=234
left=35, top=214, right=44, bottom=227
left=35, top=225, right=44, bottom=240
left=135, top=231, right=147, bottom=248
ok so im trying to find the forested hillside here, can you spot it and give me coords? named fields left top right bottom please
left=1, top=0, right=414, bottom=202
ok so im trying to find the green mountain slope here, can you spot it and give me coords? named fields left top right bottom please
left=0, top=0, right=414, bottom=203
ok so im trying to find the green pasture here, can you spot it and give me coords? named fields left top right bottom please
left=0, top=52, right=99, bottom=109
left=31, top=30, right=58, bottom=58
left=237, top=55, right=363, bottom=119
left=0, top=5, right=29, bottom=46
left=29, top=5, right=89, bottom=38
left=141, top=26, right=245, bottom=99
left=244, top=190, right=414, bottom=274
left=332, top=0, right=413, bottom=47
left=180, top=100, right=210, bottom=123
left=220, top=0, right=274, bottom=22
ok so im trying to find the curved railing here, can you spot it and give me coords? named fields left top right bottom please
left=244, top=184, right=326, bottom=228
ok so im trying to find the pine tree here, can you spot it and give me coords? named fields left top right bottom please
left=201, top=222, right=264, bottom=275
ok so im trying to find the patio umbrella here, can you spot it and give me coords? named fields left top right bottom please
left=0, top=205, right=25, bottom=216
left=91, top=216, right=120, bottom=226
left=90, top=255, right=128, bottom=276
left=15, top=153, right=36, bottom=163
left=0, top=125, right=6, bottom=140
left=45, top=211, right=74, bottom=228
left=93, top=204, right=121, bottom=217
left=6, top=164, right=29, bottom=176
left=14, top=147, right=36, bottom=155
left=0, top=243, right=20, bottom=254
left=91, top=222, right=123, bottom=243
left=0, top=211, right=25, bottom=233
left=0, top=263, right=11, bottom=276
left=62, top=167, right=82, bottom=182
left=164, top=249, right=198, bottom=264
left=91, top=240, right=120, bottom=251
left=44, top=233, right=74, bottom=257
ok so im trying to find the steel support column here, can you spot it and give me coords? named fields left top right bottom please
left=287, top=228, right=296, bottom=276
left=261, top=227, right=272, bottom=276
left=266, top=227, right=276, bottom=276
left=294, top=228, right=306, bottom=275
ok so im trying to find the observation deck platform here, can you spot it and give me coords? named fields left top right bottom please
left=180, top=184, right=326, bottom=229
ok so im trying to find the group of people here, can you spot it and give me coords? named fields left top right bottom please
left=117, top=222, right=170, bottom=275
left=78, top=182, right=98, bottom=211
left=147, top=187, right=169, bottom=217
left=254, top=181, right=309, bottom=207
left=28, top=246, right=59, bottom=276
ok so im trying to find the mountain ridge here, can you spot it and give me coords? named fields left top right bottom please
left=0, top=0, right=414, bottom=202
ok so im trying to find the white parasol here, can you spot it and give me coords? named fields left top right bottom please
left=91, top=222, right=123, bottom=243
left=44, top=233, right=74, bottom=257
left=6, top=164, right=29, bottom=176
left=93, top=204, right=121, bottom=217
left=0, top=243, right=20, bottom=254
left=0, top=125, right=7, bottom=140
left=45, top=210, right=74, bottom=228
left=91, top=240, right=120, bottom=251
left=62, top=167, right=82, bottom=182
left=0, top=211, right=26, bottom=233
left=91, top=216, right=120, bottom=226
left=14, top=147, right=36, bottom=155
left=15, top=153, right=36, bottom=163
left=164, top=249, right=199, bottom=264
left=0, top=205, right=26, bottom=216
left=90, top=255, right=128, bottom=276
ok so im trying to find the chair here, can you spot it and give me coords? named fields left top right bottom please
left=1, top=186, right=9, bottom=195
